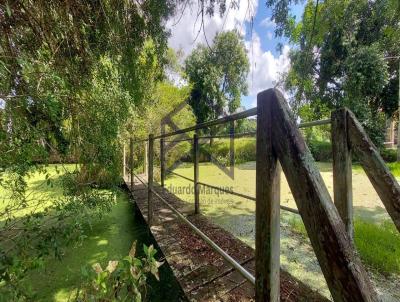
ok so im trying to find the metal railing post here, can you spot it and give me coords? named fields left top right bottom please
left=194, top=133, right=200, bottom=214
left=130, top=138, right=134, bottom=191
left=148, top=134, right=154, bottom=226
left=160, top=137, right=165, bottom=187
left=332, top=109, right=353, bottom=241
left=255, top=90, right=280, bottom=302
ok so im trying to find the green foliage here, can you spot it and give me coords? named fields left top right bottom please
left=267, top=0, right=400, bottom=146
left=380, top=149, right=398, bottom=163
left=200, top=137, right=332, bottom=164
left=184, top=31, right=249, bottom=124
left=77, top=242, right=163, bottom=301
left=307, top=140, right=332, bottom=162
left=201, top=138, right=256, bottom=165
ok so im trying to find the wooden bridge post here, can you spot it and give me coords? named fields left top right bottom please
left=160, top=125, right=166, bottom=187
left=265, top=88, right=378, bottom=302
left=148, top=134, right=154, bottom=226
left=194, top=133, right=200, bottom=214
left=130, top=138, right=134, bottom=191
left=332, top=109, right=354, bottom=241
left=255, top=90, right=281, bottom=302
left=347, top=109, right=400, bottom=233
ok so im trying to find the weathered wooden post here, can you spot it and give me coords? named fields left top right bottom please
left=194, top=133, right=200, bottom=214
left=148, top=134, right=154, bottom=226
left=255, top=90, right=281, bottom=302
left=332, top=109, right=353, bottom=241
left=123, top=144, right=126, bottom=180
left=130, top=138, right=134, bottom=191
left=265, top=88, right=378, bottom=302
left=347, top=109, right=400, bottom=233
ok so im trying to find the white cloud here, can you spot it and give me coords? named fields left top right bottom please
left=166, top=1, right=291, bottom=108
left=259, top=17, right=276, bottom=29
left=246, top=33, right=290, bottom=107
left=167, top=0, right=258, bottom=57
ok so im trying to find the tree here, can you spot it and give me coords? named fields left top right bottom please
left=267, top=0, right=400, bottom=145
left=184, top=31, right=250, bottom=125
left=0, top=1, right=176, bottom=298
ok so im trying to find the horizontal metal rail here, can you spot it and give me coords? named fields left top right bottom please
left=131, top=171, right=255, bottom=285
left=298, top=119, right=331, bottom=128
left=167, top=170, right=195, bottom=182
left=164, top=138, right=193, bottom=143
left=136, top=165, right=300, bottom=215
left=153, top=107, right=258, bottom=140
left=134, top=118, right=330, bottom=143
left=151, top=186, right=256, bottom=284
left=199, top=131, right=257, bottom=140
left=198, top=181, right=256, bottom=201
left=198, top=181, right=299, bottom=214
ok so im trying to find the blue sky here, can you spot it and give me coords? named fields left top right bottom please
left=167, top=0, right=305, bottom=109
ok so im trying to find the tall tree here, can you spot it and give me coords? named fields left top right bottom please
left=267, top=0, right=400, bottom=144
left=184, top=31, right=250, bottom=125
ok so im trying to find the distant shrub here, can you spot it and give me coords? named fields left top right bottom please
left=380, top=148, right=397, bottom=163
left=201, top=138, right=256, bottom=165
left=307, top=140, right=332, bottom=162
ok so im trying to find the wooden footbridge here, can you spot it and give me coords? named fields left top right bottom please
left=123, top=89, right=400, bottom=302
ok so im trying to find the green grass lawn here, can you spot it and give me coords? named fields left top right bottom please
left=1, top=166, right=185, bottom=302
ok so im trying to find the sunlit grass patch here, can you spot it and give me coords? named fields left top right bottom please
left=354, top=220, right=400, bottom=275
left=288, top=216, right=400, bottom=275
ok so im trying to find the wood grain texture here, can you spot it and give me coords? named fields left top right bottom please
left=255, top=90, right=281, bottom=302
left=331, top=109, right=353, bottom=241
left=347, top=109, right=400, bottom=233
left=263, top=88, right=378, bottom=302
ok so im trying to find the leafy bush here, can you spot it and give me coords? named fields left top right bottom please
left=380, top=148, right=397, bottom=163
left=77, top=242, right=163, bottom=301
left=200, top=138, right=256, bottom=165
left=307, top=140, right=332, bottom=162
left=199, top=137, right=334, bottom=164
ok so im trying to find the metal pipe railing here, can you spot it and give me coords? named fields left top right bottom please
left=153, top=107, right=258, bottom=139
left=198, top=181, right=299, bottom=214
left=131, top=171, right=255, bottom=285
